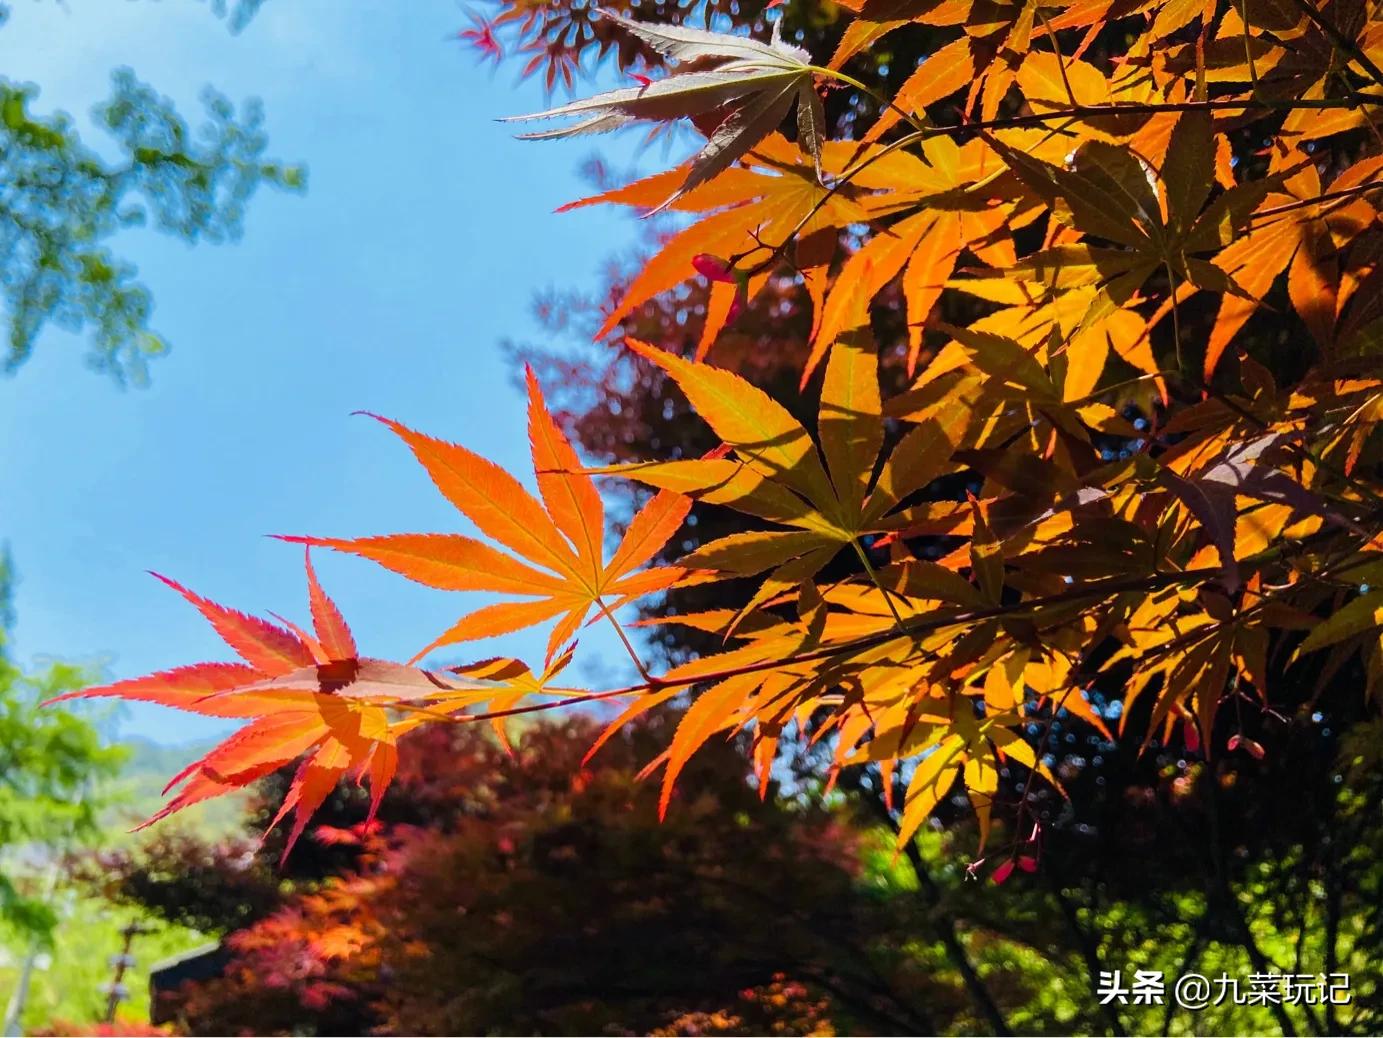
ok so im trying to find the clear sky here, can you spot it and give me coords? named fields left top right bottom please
left=0, top=0, right=653, bottom=743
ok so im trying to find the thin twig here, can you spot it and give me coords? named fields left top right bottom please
left=403, top=566, right=1237, bottom=725
left=1284, top=0, right=1383, bottom=91
left=1249, top=178, right=1383, bottom=223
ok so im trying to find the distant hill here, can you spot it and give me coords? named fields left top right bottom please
left=105, top=736, right=249, bottom=839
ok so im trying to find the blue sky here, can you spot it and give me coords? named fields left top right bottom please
left=0, top=1, right=655, bottom=743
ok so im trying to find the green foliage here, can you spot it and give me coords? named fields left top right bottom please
left=201, top=0, right=270, bottom=35
left=0, top=48, right=303, bottom=382
left=0, top=550, right=125, bottom=943
left=13, top=1, right=1383, bottom=1034
left=0, top=895, right=203, bottom=1035
left=0, top=562, right=218, bottom=1030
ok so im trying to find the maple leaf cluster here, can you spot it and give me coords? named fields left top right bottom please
left=53, top=0, right=1383, bottom=880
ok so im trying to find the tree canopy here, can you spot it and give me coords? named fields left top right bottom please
left=0, top=3, right=301, bottom=382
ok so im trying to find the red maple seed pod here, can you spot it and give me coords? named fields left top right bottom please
left=692, top=254, right=737, bottom=283
left=1227, top=734, right=1267, bottom=759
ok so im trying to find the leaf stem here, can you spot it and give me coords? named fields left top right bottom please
left=925, top=93, right=1383, bottom=133
left=1009, top=681, right=1080, bottom=859
left=595, top=594, right=656, bottom=684
left=1238, top=0, right=1263, bottom=100
left=808, top=65, right=931, bottom=135
left=850, top=537, right=909, bottom=631
left=391, top=525, right=1376, bottom=739
left=1037, top=9, right=1078, bottom=108
left=732, top=130, right=927, bottom=274
left=1169, top=369, right=1383, bottom=511
left=1163, top=259, right=1185, bottom=374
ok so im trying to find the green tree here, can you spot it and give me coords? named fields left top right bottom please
left=0, top=551, right=223, bottom=1036
left=0, top=549, right=131, bottom=1037
left=0, top=549, right=124, bottom=941
left=0, top=2, right=302, bottom=383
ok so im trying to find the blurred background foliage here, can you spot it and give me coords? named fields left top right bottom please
left=20, top=707, right=1380, bottom=1037
left=0, top=0, right=302, bottom=384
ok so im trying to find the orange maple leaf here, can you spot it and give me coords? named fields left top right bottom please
left=284, top=368, right=692, bottom=665
left=46, top=552, right=424, bottom=861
